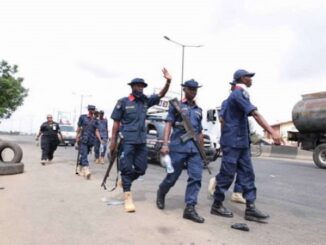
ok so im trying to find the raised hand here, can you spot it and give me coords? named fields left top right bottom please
left=162, top=67, right=172, bottom=81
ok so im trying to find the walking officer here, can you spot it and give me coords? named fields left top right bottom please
left=210, top=69, right=281, bottom=223
left=76, top=105, right=102, bottom=179
left=94, top=110, right=109, bottom=164
left=156, top=79, right=205, bottom=223
left=109, top=68, right=172, bottom=213
left=36, top=114, right=63, bottom=165
left=208, top=82, right=246, bottom=204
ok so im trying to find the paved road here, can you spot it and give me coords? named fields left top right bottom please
left=1, top=135, right=326, bottom=245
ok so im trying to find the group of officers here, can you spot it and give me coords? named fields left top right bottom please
left=36, top=67, right=281, bottom=225
left=36, top=109, right=109, bottom=170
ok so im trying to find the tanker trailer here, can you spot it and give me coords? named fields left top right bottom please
left=288, top=91, right=326, bottom=169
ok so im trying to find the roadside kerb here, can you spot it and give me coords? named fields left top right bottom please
left=260, top=145, right=312, bottom=161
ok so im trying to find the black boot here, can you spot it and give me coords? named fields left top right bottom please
left=183, top=205, right=205, bottom=223
left=245, top=203, right=270, bottom=223
left=156, top=189, right=166, bottom=210
left=210, top=201, right=233, bottom=217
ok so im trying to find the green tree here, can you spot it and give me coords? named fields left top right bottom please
left=0, top=60, right=28, bottom=119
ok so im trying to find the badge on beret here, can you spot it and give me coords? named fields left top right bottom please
left=242, top=90, right=250, bottom=99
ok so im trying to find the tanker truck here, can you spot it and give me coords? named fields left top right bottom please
left=288, top=91, right=326, bottom=169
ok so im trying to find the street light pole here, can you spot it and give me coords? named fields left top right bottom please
left=80, top=94, right=84, bottom=116
left=164, top=36, right=203, bottom=99
left=79, top=94, right=92, bottom=115
left=72, top=92, right=92, bottom=116
left=181, top=46, right=185, bottom=99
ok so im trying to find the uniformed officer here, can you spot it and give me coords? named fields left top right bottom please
left=156, top=79, right=205, bottom=223
left=212, top=82, right=246, bottom=204
left=210, top=69, right=281, bottom=223
left=208, top=87, right=246, bottom=204
left=110, top=68, right=172, bottom=213
left=76, top=105, right=102, bottom=179
left=36, top=114, right=63, bottom=165
left=94, top=110, right=108, bottom=164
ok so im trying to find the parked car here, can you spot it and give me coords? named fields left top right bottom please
left=59, top=124, right=76, bottom=146
left=146, top=115, right=219, bottom=167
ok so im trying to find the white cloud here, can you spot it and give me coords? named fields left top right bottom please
left=1, top=0, right=326, bottom=133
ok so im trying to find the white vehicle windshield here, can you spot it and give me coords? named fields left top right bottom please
left=60, top=125, right=74, bottom=132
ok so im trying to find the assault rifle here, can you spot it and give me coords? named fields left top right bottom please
left=75, top=142, right=81, bottom=175
left=101, top=134, right=122, bottom=191
left=169, top=98, right=211, bottom=174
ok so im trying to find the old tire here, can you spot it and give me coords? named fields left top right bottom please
left=313, top=144, right=326, bottom=169
left=0, top=162, right=24, bottom=175
left=0, top=141, right=23, bottom=163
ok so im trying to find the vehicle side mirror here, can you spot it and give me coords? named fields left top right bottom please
left=207, top=109, right=216, bottom=122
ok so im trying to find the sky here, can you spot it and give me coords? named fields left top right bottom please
left=0, top=0, right=325, bottom=134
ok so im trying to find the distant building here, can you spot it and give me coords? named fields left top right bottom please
left=264, top=120, right=298, bottom=145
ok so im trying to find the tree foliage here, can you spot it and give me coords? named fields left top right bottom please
left=0, top=60, right=28, bottom=119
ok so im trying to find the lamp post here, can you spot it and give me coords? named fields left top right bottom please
left=163, top=36, right=203, bottom=99
left=72, top=92, right=92, bottom=117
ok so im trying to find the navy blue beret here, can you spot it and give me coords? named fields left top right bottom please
left=232, top=69, right=255, bottom=83
left=128, top=78, right=148, bottom=87
left=87, top=105, right=96, bottom=110
left=182, top=79, right=202, bottom=88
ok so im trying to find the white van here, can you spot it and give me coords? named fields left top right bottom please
left=59, top=124, right=76, bottom=146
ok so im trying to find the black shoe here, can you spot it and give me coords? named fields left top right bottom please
left=183, top=205, right=205, bottom=223
left=156, top=189, right=166, bottom=210
left=210, top=202, right=233, bottom=217
left=245, top=204, right=270, bottom=223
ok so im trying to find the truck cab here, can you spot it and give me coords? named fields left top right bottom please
left=204, top=107, right=222, bottom=158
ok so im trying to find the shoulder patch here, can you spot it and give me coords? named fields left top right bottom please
left=242, top=90, right=250, bottom=99
left=115, top=100, right=123, bottom=109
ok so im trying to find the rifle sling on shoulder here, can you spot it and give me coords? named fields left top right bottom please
left=169, top=98, right=211, bottom=174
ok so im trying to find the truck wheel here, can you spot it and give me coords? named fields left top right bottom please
left=0, top=162, right=24, bottom=175
left=0, top=141, right=23, bottom=163
left=313, top=143, right=326, bottom=169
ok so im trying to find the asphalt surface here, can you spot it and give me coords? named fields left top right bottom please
left=1, top=135, right=326, bottom=245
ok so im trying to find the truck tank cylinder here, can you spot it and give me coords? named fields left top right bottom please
left=292, top=91, right=326, bottom=133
